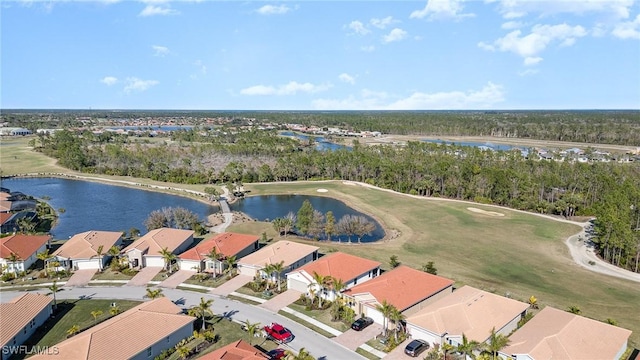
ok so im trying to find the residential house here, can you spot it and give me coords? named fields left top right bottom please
left=0, top=234, right=51, bottom=274
left=0, top=293, right=53, bottom=360
left=29, top=297, right=195, bottom=360
left=500, top=306, right=632, bottom=360
left=51, top=230, right=123, bottom=271
left=179, top=232, right=259, bottom=274
left=406, top=285, right=529, bottom=350
left=237, top=240, right=319, bottom=279
left=0, top=211, right=38, bottom=234
left=198, top=339, right=269, bottom=360
left=342, top=265, right=454, bottom=325
left=123, top=228, right=194, bottom=269
left=286, top=251, right=381, bottom=302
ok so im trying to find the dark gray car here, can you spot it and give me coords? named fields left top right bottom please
left=404, top=339, right=429, bottom=357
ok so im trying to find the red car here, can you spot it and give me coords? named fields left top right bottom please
left=264, top=323, right=294, bottom=343
left=266, top=348, right=286, bottom=360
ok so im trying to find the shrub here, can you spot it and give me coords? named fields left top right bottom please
left=1, top=272, right=16, bottom=282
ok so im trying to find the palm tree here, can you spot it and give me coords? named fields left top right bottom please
left=6, top=252, right=21, bottom=274
left=311, top=271, right=329, bottom=308
left=224, top=255, right=237, bottom=278
left=66, top=324, right=80, bottom=337
left=441, top=343, right=455, bottom=360
left=484, top=327, right=510, bottom=360
left=330, top=277, right=346, bottom=301
left=528, top=295, right=538, bottom=309
left=271, top=261, right=285, bottom=292
left=144, top=287, right=164, bottom=299
left=263, top=263, right=276, bottom=290
left=190, top=297, right=214, bottom=331
left=176, top=345, right=191, bottom=360
left=456, top=333, right=481, bottom=360
left=109, top=305, right=121, bottom=316
left=389, top=305, right=405, bottom=343
left=567, top=305, right=581, bottom=314
left=375, top=300, right=394, bottom=337
left=285, top=347, right=315, bottom=360
left=107, top=245, right=121, bottom=268
left=92, top=245, right=105, bottom=272
left=37, top=249, right=54, bottom=277
left=159, top=247, right=177, bottom=274
left=243, top=320, right=261, bottom=345
left=48, top=280, right=61, bottom=310
left=91, top=310, right=103, bottom=324
left=207, top=246, right=221, bottom=277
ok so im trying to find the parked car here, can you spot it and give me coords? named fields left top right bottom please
left=264, top=322, right=294, bottom=343
left=351, top=317, right=374, bottom=331
left=266, top=348, right=286, bottom=360
left=404, top=339, right=429, bottom=357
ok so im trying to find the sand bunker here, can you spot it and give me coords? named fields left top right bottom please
left=467, top=207, right=505, bottom=217
left=317, top=189, right=328, bottom=193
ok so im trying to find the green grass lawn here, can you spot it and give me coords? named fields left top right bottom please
left=23, top=299, right=142, bottom=354
left=287, top=303, right=350, bottom=332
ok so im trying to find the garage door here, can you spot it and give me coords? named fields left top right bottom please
left=407, top=323, right=439, bottom=345
left=287, top=277, right=309, bottom=293
left=365, top=307, right=385, bottom=325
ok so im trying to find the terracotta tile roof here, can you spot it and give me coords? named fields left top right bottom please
left=0, top=200, right=11, bottom=212
left=291, top=252, right=381, bottom=282
left=344, top=265, right=454, bottom=311
left=29, top=297, right=195, bottom=360
left=0, top=192, right=10, bottom=201
left=123, top=228, right=194, bottom=255
left=179, top=233, right=259, bottom=261
left=238, top=240, right=319, bottom=268
left=199, top=339, right=269, bottom=360
left=0, top=212, right=11, bottom=225
left=406, top=285, right=529, bottom=342
left=502, top=306, right=632, bottom=360
left=52, top=230, right=122, bottom=259
left=0, top=234, right=51, bottom=259
left=0, top=293, right=53, bottom=347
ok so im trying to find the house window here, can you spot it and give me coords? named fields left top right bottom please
left=146, top=347, right=152, bottom=357
left=24, top=327, right=27, bottom=334
left=353, top=278, right=358, bottom=285
left=166, top=336, right=170, bottom=343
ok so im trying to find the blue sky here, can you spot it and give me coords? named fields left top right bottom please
left=2, top=0, right=639, bottom=110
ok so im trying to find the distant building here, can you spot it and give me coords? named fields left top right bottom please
left=0, top=128, right=32, bottom=136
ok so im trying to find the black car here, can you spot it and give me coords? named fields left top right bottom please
left=404, top=339, right=429, bottom=357
left=351, top=316, right=374, bottom=331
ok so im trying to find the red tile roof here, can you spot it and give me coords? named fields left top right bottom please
left=179, top=233, right=259, bottom=261
left=199, top=339, right=269, bottom=360
left=0, top=212, right=11, bottom=225
left=0, top=234, right=51, bottom=259
left=292, top=252, right=381, bottom=282
left=344, top=265, right=454, bottom=311
left=0, top=293, right=53, bottom=347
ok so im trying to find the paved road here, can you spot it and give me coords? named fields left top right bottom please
left=0, top=286, right=364, bottom=360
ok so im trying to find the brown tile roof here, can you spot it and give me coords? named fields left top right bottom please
left=238, top=240, right=319, bottom=268
left=0, top=200, right=11, bottom=212
left=123, top=228, right=194, bottom=255
left=344, top=265, right=454, bottom=311
left=0, top=293, right=53, bottom=347
left=199, top=340, right=269, bottom=360
left=180, top=232, right=259, bottom=261
left=29, top=297, right=195, bottom=360
left=0, top=192, right=10, bottom=201
left=52, top=230, right=122, bottom=259
left=0, top=234, right=51, bottom=259
left=502, top=306, right=632, bottom=360
left=0, top=212, right=11, bottom=225
left=406, top=285, right=529, bottom=342
left=291, top=252, right=381, bottom=282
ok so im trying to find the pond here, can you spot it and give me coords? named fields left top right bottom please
left=0, top=177, right=217, bottom=240
left=231, top=194, right=384, bottom=243
left=280, top=131, right=350, bottom=152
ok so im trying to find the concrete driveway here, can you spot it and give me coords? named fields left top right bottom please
left=159, top=270, right=196, bottom=288
left=126, top=267, right=163, bottom=286
left=64, top=269, right=97, bottom=287
left=333, top=323, right=383, bottom=351
left=259, top=289, right=302, bottom=312
left=209, top=274, right=251, bottom=296
left=383, top=338, right=412, bottom=359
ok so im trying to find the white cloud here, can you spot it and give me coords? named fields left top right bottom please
left=100, top=76, right=118, bottom=86
left=479, top=23, right=587, bottom=63
left=370, top=16, right=396, bottom=29
left=240, top=81, right=332, bottom=96
left=410, top=0, right=475, bottom=21
left=312, top=82, right=505, bottom=110
left=139, top=5, right=179, bottom=17
left=501, top=21, right=523, bottom=30
left=152, top=45, right=169, bottom=57
left=493, top=0, right=634, bottom=19
left=383, top=28, right=408, bottom=43
left=124, top=77, right=159, bottom=93
left=518, top=69, right=540, bottom=76
left=347, top=20, right=370, bottom=35
left=524, top=56, right=543, bottom=66
left=338, top=73, right=355, bottom=85
left=612, top=14, right=640, bottom=39
left=256, top=4, right=291, bottom=15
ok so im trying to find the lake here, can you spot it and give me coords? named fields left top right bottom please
left=231, top=194, right=384, bottom=243
left=1, top=178, right=383, bottom=242
left=280, top=131, right=350, bottom=151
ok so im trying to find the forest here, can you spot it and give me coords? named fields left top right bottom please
left=25, top=119, right=640, bottom=274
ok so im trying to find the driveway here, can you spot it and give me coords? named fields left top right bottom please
left=158, top=270, right=196, bottom=288
left=126, top=267, right=163, bottom=287
left=333, top=323, right=383, bottom=351
left=209, top=274, right=251, bottom=296
left=64, top=269, right=97, bottom=287
left=259, top=289, right=302, bottom=313
left=383, top=338, right=411, bottom=359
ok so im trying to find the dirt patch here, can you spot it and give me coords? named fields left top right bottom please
left=342, top=181, right=356, bottom=186
left=467, top=207, right=505, bottom=217
left=317, top=188, right=328, bottom=193
left=207, top=211, right=256, bottom=227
